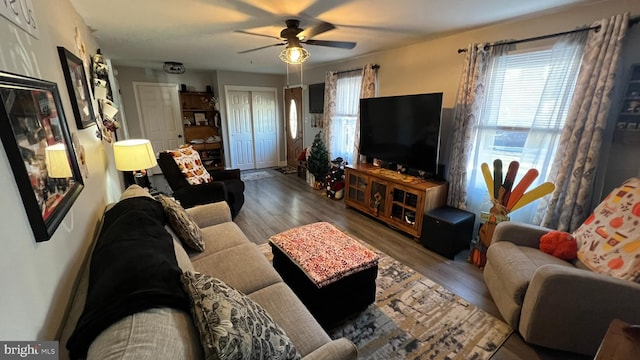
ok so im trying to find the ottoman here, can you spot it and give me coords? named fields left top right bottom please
left=269, top=222, right=379, bottom=327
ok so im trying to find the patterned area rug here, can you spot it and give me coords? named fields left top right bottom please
left=258, top=242, right=512, bottom=359
left=240, top=171, right=274, bottom=182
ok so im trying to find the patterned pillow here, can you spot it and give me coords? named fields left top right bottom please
left=167, top=145, right=212, bottom=185
left=158, top=195, right=204, bottom=252
left=180, top=272, right=300, bottom=360
left=573, top=177, right=640, bottom=282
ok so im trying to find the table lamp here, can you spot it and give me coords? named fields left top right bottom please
left=45, top=143, right=72, bottom=178
left=113, top=139, right=157, bottom=187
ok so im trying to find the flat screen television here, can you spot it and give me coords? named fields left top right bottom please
left=359, top=92, right=443, bottom=177
left=308, top=83, right=325, bottom=113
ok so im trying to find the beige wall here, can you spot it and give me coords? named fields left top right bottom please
left=301, top=0, right=640, bottom=198
left=0, top=0, right=116, bottom=340
left=304, top=0, right=640, bottom=106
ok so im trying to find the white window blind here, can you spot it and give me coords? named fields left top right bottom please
left=482, top=50, right=580, bottom=130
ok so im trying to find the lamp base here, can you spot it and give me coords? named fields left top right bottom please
left=123, top=170, right=154, bottom=189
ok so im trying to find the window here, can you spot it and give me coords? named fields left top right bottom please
left=331, top=72, right=362, bottom=164
left=466, top=42, right=584, bottom=223
left=288, top=98, right=298, bottom=139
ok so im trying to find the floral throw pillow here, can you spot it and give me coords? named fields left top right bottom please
left=158, top=195, right=204, bottom=252
left=573, top=177, right=640, bottom=282
left=167, top=145, right=212, bottom=185
left=180, top=272, right=300, bottom=360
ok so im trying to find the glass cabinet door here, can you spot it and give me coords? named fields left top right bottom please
left=390, top=187, right=419, bottom=228
left=347, top=172, right=368, bottom=206
left=369, top=180, right=387, bottom=216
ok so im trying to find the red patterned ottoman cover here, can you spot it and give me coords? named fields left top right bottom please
left=269, top=222, right=379, bottom=325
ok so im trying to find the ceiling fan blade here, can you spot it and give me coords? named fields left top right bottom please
left=297, top=21, right=335, bottom=40
left=304, top=39, right=356, bottom=49
left=238, top=43, right=285, bottom=54
left=234, top=30, right=282, bottom=41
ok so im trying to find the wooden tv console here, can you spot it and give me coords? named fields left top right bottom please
left=344, top=164, right=448, bottom=240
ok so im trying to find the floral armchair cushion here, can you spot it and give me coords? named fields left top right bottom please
left=573, top=177, right=640, bottom=282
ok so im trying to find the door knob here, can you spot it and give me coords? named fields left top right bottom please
left=178, top=134, right=182, bottom=138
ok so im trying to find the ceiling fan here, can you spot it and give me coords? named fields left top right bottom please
left=236, top=19, right=356, bottom=64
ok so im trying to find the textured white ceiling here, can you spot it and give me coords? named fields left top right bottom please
left=70, top=0, right=593, bottom=74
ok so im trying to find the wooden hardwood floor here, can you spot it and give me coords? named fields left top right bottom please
left=160, top=170, right=590, bottom=360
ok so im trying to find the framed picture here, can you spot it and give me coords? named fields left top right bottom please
left=0, top=71, right=84, bottom=242
left=194, top=112, right=207, bottom=125
left=57, top=46, right=96, bottom=129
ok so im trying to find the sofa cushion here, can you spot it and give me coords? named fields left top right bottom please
left=159, top=194, right=205, bottom=252
left=192, top=243, right=283, bottom=295
left=87, top=307, right=202, bottom=360
left=170, top=231, right=195, bottom=273
left=189, top=222, right=251, bottom=260
left=486, top=241, right=572, bottom=305
left=248, top=282, right=332, bottom=358
left=166, top=145, right=213, bottom=185
left=573, top=177, right=640, bottom=282
left=180, top=272, right=300, bottom=360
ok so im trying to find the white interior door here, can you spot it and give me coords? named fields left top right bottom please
left=227, top=90, right=255, bottom=170
left=252, top=91, right=278, bottom=168
left=226, top=87, right=278, bottom=170
left=133, top=82, right=183, bottom=174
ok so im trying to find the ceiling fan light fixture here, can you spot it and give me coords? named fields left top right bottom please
left=163, top=61, right=185, bottom=74
left=279, top=45, right=309, bottom=64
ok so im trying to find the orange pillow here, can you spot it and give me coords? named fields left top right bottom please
left=539, top=231, right=577, bottom=260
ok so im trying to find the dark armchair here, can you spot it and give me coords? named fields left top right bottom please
left=157, top=152, right=245, bottom=218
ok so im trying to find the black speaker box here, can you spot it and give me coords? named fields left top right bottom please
left=180, top=84, right=187, bottom=92
left=421, top=206, right=475, bottom=259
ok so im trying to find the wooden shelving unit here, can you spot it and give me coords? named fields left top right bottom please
left=344, top=163, right=448, bottom=240
left=179, top=91, right=225, bottom=170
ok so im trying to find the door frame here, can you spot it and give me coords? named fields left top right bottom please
left=132, top=82, right=183, bottom=174
left=223, top=85, right=281, bottom=169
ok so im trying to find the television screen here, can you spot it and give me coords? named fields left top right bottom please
left=359, top=92, right=443, bottom=176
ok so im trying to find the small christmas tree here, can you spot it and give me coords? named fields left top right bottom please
left=307, top=132, right=330, bottom=183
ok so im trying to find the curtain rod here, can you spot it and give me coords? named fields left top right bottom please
left=457, top=15, right=639, bottom=54
left=333, top=64, right=380, bottom=75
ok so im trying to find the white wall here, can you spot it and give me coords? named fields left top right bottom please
left=0, top=0, right=116, bottom=340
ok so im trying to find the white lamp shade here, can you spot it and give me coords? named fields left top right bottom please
left=45, top=143, right=72, bottom=178
left=113, top=139, right=157, bottom=171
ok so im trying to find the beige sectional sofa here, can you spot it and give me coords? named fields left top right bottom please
left=58, top=186, right=357, bottom=359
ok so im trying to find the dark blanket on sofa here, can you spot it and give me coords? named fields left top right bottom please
left=66, top=196, right=189, bottom=359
